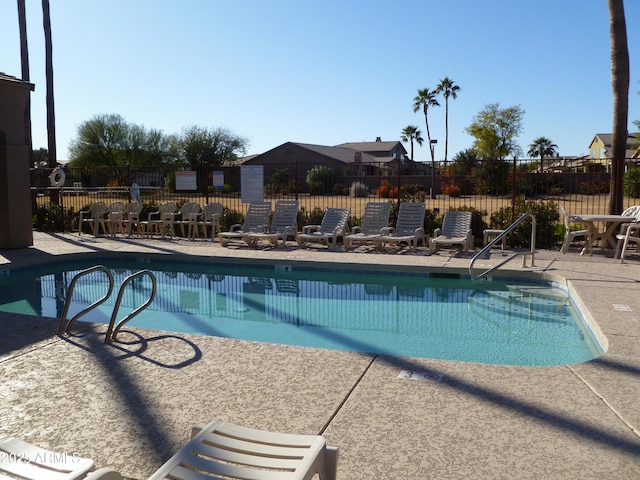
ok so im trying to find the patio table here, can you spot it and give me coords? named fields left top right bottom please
left=569, top=214, right=635, bottom=255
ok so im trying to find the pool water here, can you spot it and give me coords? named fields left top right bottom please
left=0, top=258, right=604, bottom=366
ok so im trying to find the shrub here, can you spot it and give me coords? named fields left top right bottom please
left=33, top=203, right=76, bottom=232
left=490, top=196, right=560, bottom=249
left=377, top=179, right=394, bottom=198
left=220, top=208, right=244, bottom=232
left=333, top=183, right=349, bottom=196
left=298, top=206, right=325, bottom=228
left=306, top=165, right=336, bottom=194
left=443, top=184, right=462, bottom=197
left=350, top=181, right=369, bottom=198
left=624, top=167, right=640, bottom=198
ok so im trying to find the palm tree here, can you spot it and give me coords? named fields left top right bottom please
left=435, top=77, right=460, bottom=167
left=527, top=137, right=558, bottom=172
left=608, top=0, right=629, bottom=215
left=413, top=88, right=440, bottom=199
left=400, top=125, right=424, bottom=161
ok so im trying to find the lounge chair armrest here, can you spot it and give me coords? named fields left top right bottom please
left=303, top=225, right=321, bottom=234
left=382, top=227, right=394, bottom=235
left=351, top=226, right=361, bottom=234
left=84, top=468, right=125, bottom=480
left=229, top=223, right=243, bottom=232
left=434, top=228, right=442, bottom=237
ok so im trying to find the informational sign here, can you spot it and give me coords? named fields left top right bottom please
left=212, top=171, right=225, bottom=190
left=241, top=165, right=264, bottom=203
left=175, top=171, right=197, bottom=191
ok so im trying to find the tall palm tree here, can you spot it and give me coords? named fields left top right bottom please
left=608, top=0, right=629, bottom=215
left=527, top=137, right=558, bottom=172
left=42, top=1, right=56, bottom=166
left=17, top=0, right=32, bottom=162
left=435, top=77, right=460, bottom=167
left=400, top=125, right=424, bottom=161
left=413, top=88, right=440, bottom=199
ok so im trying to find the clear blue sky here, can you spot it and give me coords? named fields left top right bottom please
left=1, top=0, right=638, bottom=162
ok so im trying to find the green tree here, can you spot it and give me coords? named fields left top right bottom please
left=400, top=125, right=424, bottom=161
left=68, top=114, right=173, bottom=184
left=32, top=148, right=49, bottom=167
left=527, top=137, right=558, bottom=172
left=450, top=148, right=479, bottom=176
left=608, top=0, right=630, bottom=215
left=306, top=165, right=336, bottom=194
left=465, top=103, right=524, bottom=161
left=435, top=77, right=460, bottom=167
left=172, top=125, right=248, bottom=167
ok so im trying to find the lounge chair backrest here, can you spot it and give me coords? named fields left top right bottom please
left=441, top=211, right=472, bottom=237
left=319, top=208, right=350, bottom=233
left=360, top=202, right=392, bottom=234
left=269, top=200, right=299, bottom=234
left=394, top=202, right=426, bottom=236
left=243, top=201, right=272, bottom=232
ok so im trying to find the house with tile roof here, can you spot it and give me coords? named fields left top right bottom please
left=588, top=133, right=640, bottom=172
left=237, top=138, right=430, bottom=193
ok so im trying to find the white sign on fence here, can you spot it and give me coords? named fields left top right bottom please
left=175, top=171, right=197, bottom=191
left=241, top=165, right=264, bottom=203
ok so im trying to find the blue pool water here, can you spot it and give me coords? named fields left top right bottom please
left=0, top=258, right=603, bottom=366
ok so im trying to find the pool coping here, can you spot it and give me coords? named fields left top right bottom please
left=1, top=232, right=640, bottom=479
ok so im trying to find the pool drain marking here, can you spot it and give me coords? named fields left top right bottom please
left=612, top=304, right=632, bottom=312
left=398, top=370, right=443, bottom=383
left=275, top=264, right=293, bottom=272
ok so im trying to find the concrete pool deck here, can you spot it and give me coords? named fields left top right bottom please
left=1, top=232, right=639, bottom=479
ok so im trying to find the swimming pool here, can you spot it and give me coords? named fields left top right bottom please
left=0, top=257, right=604, bottom=366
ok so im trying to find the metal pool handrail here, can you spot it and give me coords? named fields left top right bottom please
left=469, top=213, right=536, bottom=280
left=56, top=265, right=115, bottom=336
left=104, top=269, right=157, bottom=343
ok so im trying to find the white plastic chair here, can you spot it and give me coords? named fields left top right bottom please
left=297, top=208, right=350, bottom=249
left=84, top=420, right=338, bottom=480
left=559, top=205, right=589, bottom=254
left=78, top=201, right=108, bottom=236
left=344, top=202, right=391, bottom=250
left=219, top=202, right=272, bottom=246
left=140, top=202, right=176, bottom=238
left=375, top=202, right=426, bottom=252
left=247, top=200, right=299, bottom=247
left=0, top=435, right=94, bottom=480
left=430, top=210, right=473, bottom=255
left=194, top=202, right=224, bottom=240
left=119, top=201, right=143, bottom=237
left=170, top=202, right=201, bottom=238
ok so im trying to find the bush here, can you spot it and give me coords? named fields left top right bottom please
left=33, top=203, right=76, bottom=232
left=350, top=181, right=369, bottom=197
left=490, top=196, right=560, bottom=249
left=377, top=179, right=394, bottom=198
left=624, top=168, right=640, bottom=198
left=443, top=184, right=461, bottom=197
left=220, top=208, right=244, bottom=232
left=298, top=206, right=325, bottom=228
left=333, top=183, right=349, bottom=196
left=306, top=165, right=336, bottom=194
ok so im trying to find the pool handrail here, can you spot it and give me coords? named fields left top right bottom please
left=469, top=213, right=536, bottom=280
left=104, top=269, right=157, bottom=343
left=57, top=265, right=115, bottom=336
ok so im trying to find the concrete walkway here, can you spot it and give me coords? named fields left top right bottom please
left=1, top=232, right=639, bottom=479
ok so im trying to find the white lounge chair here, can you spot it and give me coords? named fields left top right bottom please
left=375, top=202, right=426, bottom=252
left=219, top=201, right=272, bottom=246
left=84, top=420, right=338, bottom=480
left=344, top=202, right=391, bottom=250
left=246, top=200, right=299, bottom=247
left=297, top=207, right=350, bottom=249
left=78, top=201, right=108, bottom=236
left=0, top=435, right=94, bottom=480
left=430, top=210, right=473, bottom=255
left=559, top=205, right=589, bottom=254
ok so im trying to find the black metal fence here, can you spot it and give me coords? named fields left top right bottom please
left=31, top=160, right=640, bottom=233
